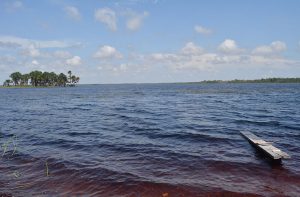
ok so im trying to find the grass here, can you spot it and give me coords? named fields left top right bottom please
left=1, top=134, right=17, bottom=157
left=0, top=130, right=51, bottom=194
left=1, top=132, right=50, bottom=178
left=45, top=160, right=49, bottom=176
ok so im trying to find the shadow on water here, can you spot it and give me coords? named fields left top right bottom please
left=244, top=141, right=290, bottom=171
left=253, top=149, right=285, bottom=168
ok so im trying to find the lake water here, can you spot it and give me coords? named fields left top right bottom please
left=0, top=83, right=299, bottom=196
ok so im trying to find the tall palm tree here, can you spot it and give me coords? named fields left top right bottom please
left=67, top=70, right=72, bottom=85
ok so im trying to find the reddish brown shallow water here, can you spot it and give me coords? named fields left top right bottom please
left=0, top=84, right=300, bottom=196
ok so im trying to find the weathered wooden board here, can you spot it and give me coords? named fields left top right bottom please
left=241, top=131, right=290, bottom=160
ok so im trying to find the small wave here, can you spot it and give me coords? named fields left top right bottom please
left=65, top=131, right=99, bottom=137
left=235, top=119, right=281, bottom=127
left=57, top=107, right=92, bottom=111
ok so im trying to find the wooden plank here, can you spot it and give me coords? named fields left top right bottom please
left=241, top=131, right=290, bottom=160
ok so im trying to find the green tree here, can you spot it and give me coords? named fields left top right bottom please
left=4, top=70, right=80, bottom=87
left=42, top=72, right=51, bottom=86
left=75, top=76, right=80, bottom=84
left=49, top=72, right=58, bottom=86
left=3, top=79, right=12, bottom=86
left=10, top=72, right=22, bottom=86
left=21, top=74, right=30, bottom=85
left=29, top=71, right=43, bottom=86
left=57, top=73, right=68, bottom=87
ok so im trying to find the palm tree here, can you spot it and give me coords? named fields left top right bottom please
left=67, top=70, right=72, bottom=85
left=75, top=76, right=80, bottom=84
left=49, top=72, right=58, bottom=86
left=29, top=71, right=43, bottom=86
left=21, top=74, right=30, bottom=86
left=42, top=72, right=52, bottom=86
left=58, top=73, right=68, bottom=87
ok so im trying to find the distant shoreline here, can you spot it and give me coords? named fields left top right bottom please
left=1, top=78, right=300, bottom=87
left=189, top=77, right=300, bottom=84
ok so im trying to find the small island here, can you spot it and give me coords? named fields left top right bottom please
left=2, top=70, right=80, bottom=88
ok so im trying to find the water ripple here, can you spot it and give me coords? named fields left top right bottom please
left=0, top=83, right=299, bottom=196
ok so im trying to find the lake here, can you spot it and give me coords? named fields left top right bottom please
left=0, top=83, right=299, bottom=196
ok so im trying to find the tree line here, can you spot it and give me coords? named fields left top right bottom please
left=200, top=78, right=300, bottom=83
left=3, top=70, right=80, bottom=87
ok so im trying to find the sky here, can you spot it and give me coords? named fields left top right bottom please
left=0, top=0, right=300, bottom=84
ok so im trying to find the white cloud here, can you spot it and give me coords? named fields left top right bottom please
left=0, top=36, right=81, bottom=49
left=0, top=41, right=21, bottom=48
left=253, top=41, right=287, bottom=55
left=94, top=45, right=123, bottom=59
left=150, top=53, right=179, bottom=63
left=66, top=56, right=82, bottom=66
left=95, top=8, right=117, bottom=31
left=271, top=41, right=286, bottom=51
left=194, top=25, right=212, bottom=35
left=126, top=11, right=149, bottom=31
left=218, top=39, right=241, bottom=53
left=32, top=60, right=39, bottom=65
left=65, top=6, right=81, bottom=21
left=54, top=50, right=72, bottom=59
left=22, top=45, right=40, bottom=57
left=111, top=63, right=129, bottom=73
left=146, top=41, right=297, bottom=71
left=181, top=42, right=204, bottom=55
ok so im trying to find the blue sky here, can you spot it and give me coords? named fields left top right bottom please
left=0, top=0, right=300, bottom=84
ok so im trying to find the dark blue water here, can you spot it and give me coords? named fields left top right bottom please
left=0, top=83, right=299, bottom=196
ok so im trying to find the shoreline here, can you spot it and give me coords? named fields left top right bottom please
left=1, top=78, right=300, bottom=88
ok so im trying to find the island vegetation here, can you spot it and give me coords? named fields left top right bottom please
left=200, top=78, right=300, bottom=84
left=2, top=70, right=79, bottom=87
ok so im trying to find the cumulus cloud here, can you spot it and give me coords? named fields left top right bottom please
left=94, top=45, right=123, bottom=59
left=126, top=11, right=149, bottom=31
left=181, top=42, right=204, bottom=55
left=32, top=60, right=39, bottom=65
left=252, top=41, right=287, bottom=55
left=66, top=56, right=82, bottom=66
left=146, top=40, right=297, bottom=71
left=218, top=39, right=242, bottom=53
left=194, top=25, right=212, bottom=35
left=95, top=8, right=117, bottom=31
left=65, top=6, right=81, bottom=21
